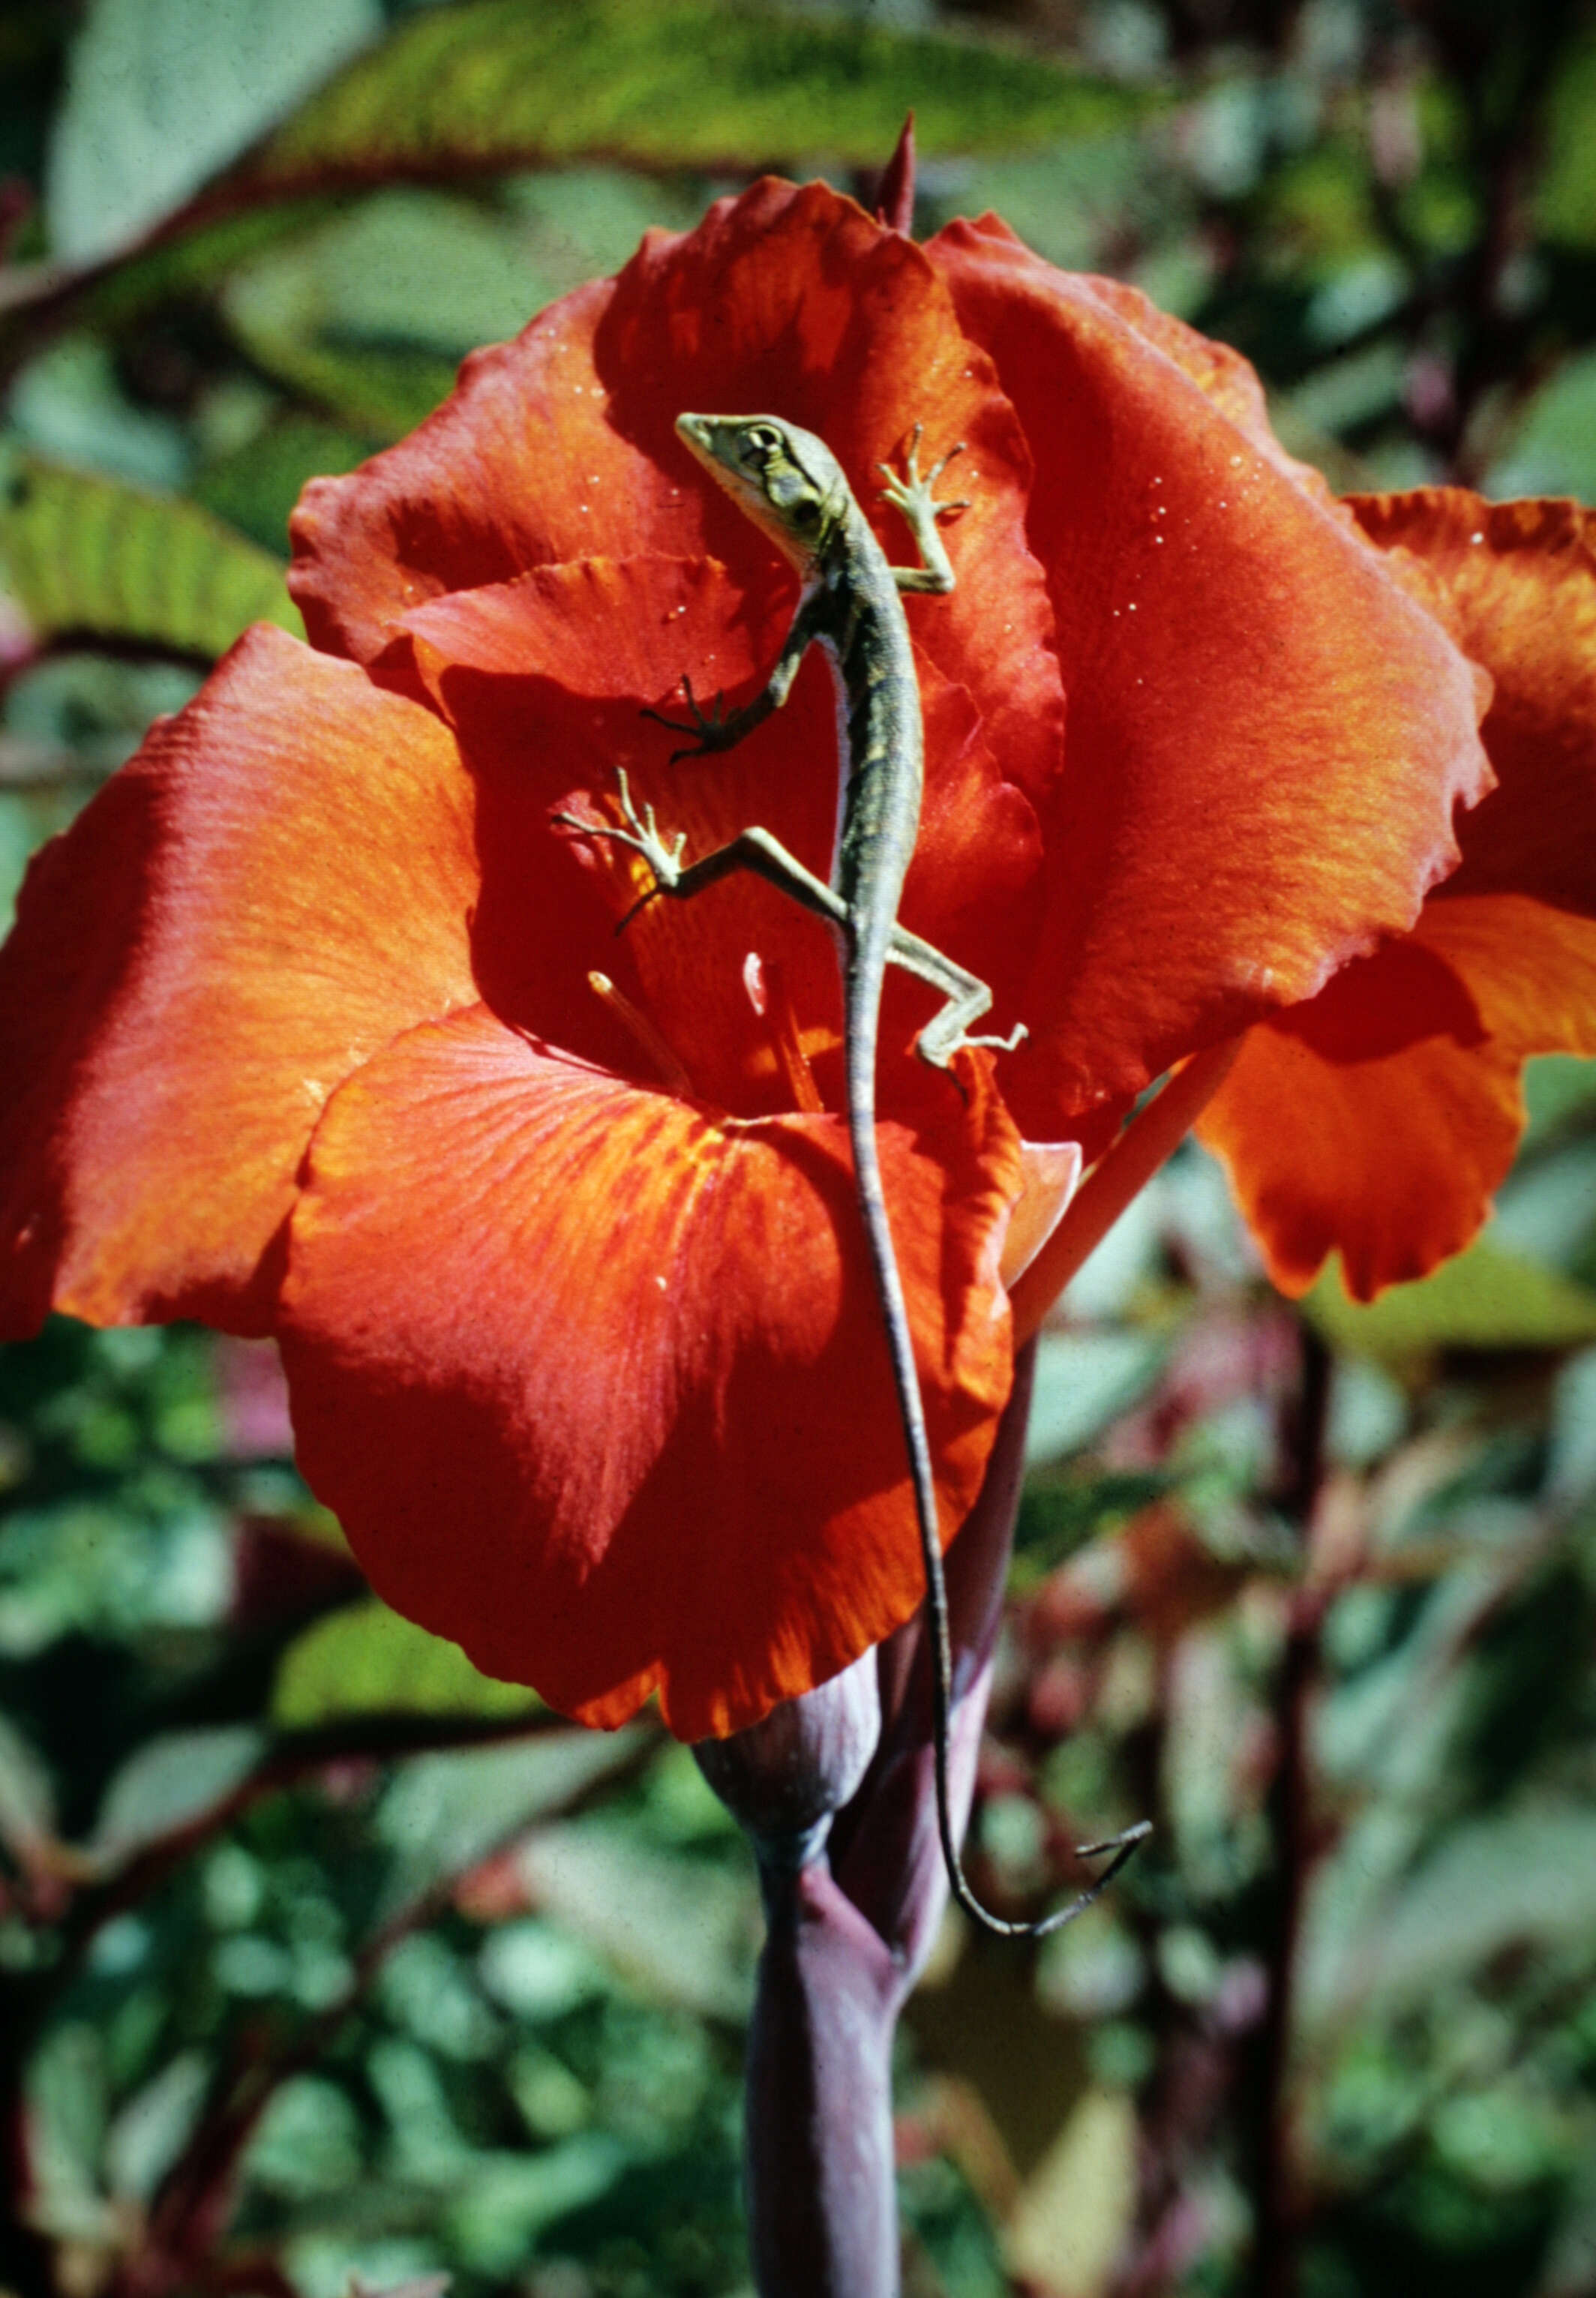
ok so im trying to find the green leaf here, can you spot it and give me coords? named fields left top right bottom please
left=86, top=1726, right=266, bottom=1868
left=218, top=191, right=544, bottom=442
left=376, top=1733, right=653, bottom=1912
left=0, top=1711, right=57, bottom=1868
left=190, top=412, right=374, bottom=555
left=1535, top=35, right=1596, bottom=248
left=0, top=446, right=301, bottom=656
left=1025, top=1330, right=1168, bottom=1465
left=952, top=139, right=1172, bottom=276
left=70, top=199, right=356, bottom=333
left=515, top=1821, right=758, bottom=2021
left=1304, top=1235, right=1596, bottom=1361
left=229, top=191, right=570, bottom=369
left=104, top=2055, right=208, bottom=2204
left=444, top=2138, right=628, bottom=2273
left=1340, top=1802, right=1596, bottom=2012
left=10, top=335, right=190, bottom=489
left=272, top=1597, right=544, bottom=1730
left=46, top=0, right=382, bottom=265
left=1523, top=1053, right=1596, bottom=1143
left=1486, top=347, right=1596, bottom=502
left=211, top=182, right=721, bottom=442
left=240, top=0, right=1138, bottom=192
left=26, top=2024, right=112, bottom=2233
left=3, top=2, right=1144, bottom=339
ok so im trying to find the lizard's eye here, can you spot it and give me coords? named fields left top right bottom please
left=743, top=424, right=783, bottom=458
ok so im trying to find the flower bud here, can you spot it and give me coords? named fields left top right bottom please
left=694, top=1647, right=882, bottom=1870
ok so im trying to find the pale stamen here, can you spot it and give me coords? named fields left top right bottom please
left=587, top=970, right=694, bottom=1096
left=742, top=950, right=825, bottom=1114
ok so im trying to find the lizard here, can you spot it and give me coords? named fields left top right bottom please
left=557, top=412, right=1148, bottom=1936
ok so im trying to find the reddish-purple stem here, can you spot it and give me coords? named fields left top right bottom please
left=739, top=1341, right=1037, bottom=2296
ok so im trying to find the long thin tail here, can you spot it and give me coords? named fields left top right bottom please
left=844, top=981, right=1148, bottom=1940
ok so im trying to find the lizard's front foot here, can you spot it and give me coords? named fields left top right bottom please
left=553, top=766, right=688, bottom=904
left=878, top=422, right=971, bottom=526
left=641, top=673, right=739, bottom=760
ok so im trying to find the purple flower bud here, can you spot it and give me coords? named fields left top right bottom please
left=694, top=1647, right=882, bottom=1867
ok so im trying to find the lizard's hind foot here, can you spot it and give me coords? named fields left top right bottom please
left=915, top=1016, right=1029, bottom=1072
left=962, top=1021, right=1029, bottom=1056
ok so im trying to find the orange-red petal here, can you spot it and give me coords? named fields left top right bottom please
left=0, top=627, right=478, bottom=1336
left=1017, top=250, right=1334, bottom=498
left=1198, top=925, right=1499, bottom=1299
left=1204, top=494, right=1596, bottom=1298
left=1348, top=493, right=1596, bottom=916
left=1418, top=893, right=1596, bottom=1057
left=1201, top=896, right=1596, bottom=1298
left=287, top=273, right=617, bottom=663
left=926, top=216, right=1492, bottom=1132
left=278, top=1005, right=1022, bottom=1738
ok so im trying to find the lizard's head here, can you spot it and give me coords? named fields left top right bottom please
left=675, top=413, right=849, bottom=568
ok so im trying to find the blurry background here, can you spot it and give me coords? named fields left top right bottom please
left=2, top=1, right=1596, bottom=2293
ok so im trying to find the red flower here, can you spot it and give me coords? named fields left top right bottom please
left=0, top=182, right=1492, bottom=1736
left=1199, top=493, right=1596, bottom=1298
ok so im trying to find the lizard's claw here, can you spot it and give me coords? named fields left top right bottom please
left=642, top=673, right=739, bottom=760
left=878, top=427, right=969, bottom=526
left=924, top=438, right=966, bottom=487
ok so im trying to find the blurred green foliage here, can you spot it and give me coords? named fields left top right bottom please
left=2, top=1, right=1596, bottom=2293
